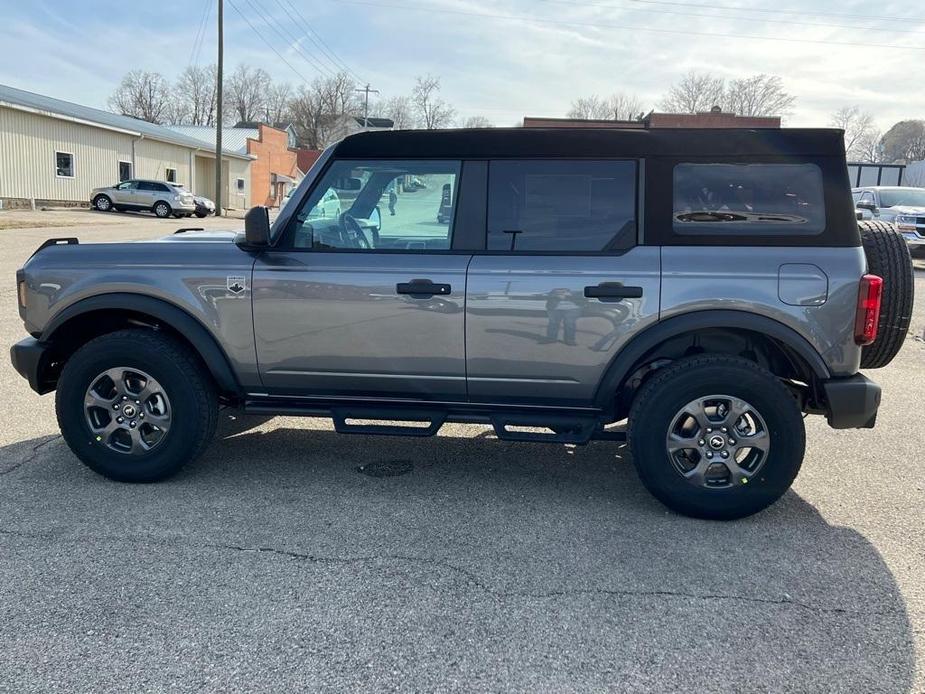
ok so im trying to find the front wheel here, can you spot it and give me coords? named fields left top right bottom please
left=55, top=329, right=218, bottom=482
left=628, top=354, right=805, bottom=520
left=195, top=211, right=208, bottom=218
left=93, top=195, right=112, bottom=212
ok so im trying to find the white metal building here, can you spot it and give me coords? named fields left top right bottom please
left=0, top=83, right=252, bottom=209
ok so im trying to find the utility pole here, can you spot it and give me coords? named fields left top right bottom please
left=355, top=84, right=379, bottom=127
left=214, top=0, right=224, bottom=216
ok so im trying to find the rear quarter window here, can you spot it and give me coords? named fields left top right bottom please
left=673, top=163, right=825, bottom=236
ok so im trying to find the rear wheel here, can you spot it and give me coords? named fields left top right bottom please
left=153, top=201, right=172, bottom=218
left=859, top=220, right=914, bottom=368
left=628, top=355, right=805, bottom=520
left=55, top=329, right=218, bottom=482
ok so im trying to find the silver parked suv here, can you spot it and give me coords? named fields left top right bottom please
left=91, top=179, right=197, bottom=218
left=11, top=128, right=915, bottom=519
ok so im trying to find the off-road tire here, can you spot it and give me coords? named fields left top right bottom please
left=195, top=211, right=208, bottom=218
left=56, top=329, right=218, bottom=482
left=93, top=194, right=113, bottom=212
left=859, top=220, right=914, bottom=368
left=153, top=201, right=172, bottom=218
left=628, top=354, right=805, bottom=520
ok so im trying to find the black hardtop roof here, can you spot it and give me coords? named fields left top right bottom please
left=333, top=127, right=846, bottom=159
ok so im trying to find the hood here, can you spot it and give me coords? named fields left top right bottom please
left=153, top=229, right=241, bottom=243
left=884, top=205, right=925, bottom=215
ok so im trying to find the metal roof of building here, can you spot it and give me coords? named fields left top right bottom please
left=165, top=125, right=259, bottom=155
left=0, top=83, right=252, bottom=160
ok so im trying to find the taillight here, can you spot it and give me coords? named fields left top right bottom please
left=854, top=274, right=883, bottom=346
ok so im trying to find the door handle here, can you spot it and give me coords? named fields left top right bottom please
left=396, top=279, right=452, bottom=297
left=584, top=283, right=643, bottom=301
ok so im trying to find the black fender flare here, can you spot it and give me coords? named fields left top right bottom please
left=42, top=293, right=240, bottom=394
left=593, top=309, right=832, bottom=408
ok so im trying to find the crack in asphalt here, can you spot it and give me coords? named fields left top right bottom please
left=0, top=527, right=894, bottom=617
left=0, top=435, right=61, bottom=476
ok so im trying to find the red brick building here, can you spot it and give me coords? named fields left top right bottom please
left=246, top=124, right=298, bottom=207
left=523, top=108, right=781, bottom=130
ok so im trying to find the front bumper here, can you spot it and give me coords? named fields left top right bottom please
left=899, top=232, right=925, bottom=247
left=822, top=373, right=881, bottom=429
left=10, top=337, right=55, bottom=394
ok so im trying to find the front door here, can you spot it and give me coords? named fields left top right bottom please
left=465, top=159, right=661, bottom=407
left=253, top=158, right=469, bottom=400
left=111, top=180, right=138, bottom=206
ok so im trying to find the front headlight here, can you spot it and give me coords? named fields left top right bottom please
left=895, top=215, right=917, bottom=231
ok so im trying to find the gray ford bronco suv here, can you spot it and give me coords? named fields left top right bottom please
left=10, top=128, right=915, bottom=519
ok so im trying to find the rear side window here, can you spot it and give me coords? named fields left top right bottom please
left=673, top=163, right=825, bottom=235
left=487, top=160, right=637, bottom=252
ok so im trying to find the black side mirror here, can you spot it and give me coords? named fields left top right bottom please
left=856, top=201, right=879, bottom=214
left=244, top=206, right=271, bottom=246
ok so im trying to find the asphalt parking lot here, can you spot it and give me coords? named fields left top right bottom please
left=1, top=209, right=924, bottom=692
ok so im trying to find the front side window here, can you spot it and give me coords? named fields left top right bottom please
left=487, top=160, right=637, bottom=252
left=673, top=163, right=825, bottom=235
left=287, top=160, right=460, bottom=251
left=56, top=151, right=74, bottom=178
left=115, top=180, right=137, bottom=190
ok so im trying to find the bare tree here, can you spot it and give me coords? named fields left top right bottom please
left=463, top=115, right=493, bottom=128
left=315, top=72, right=359, bottom=120
left=830, top=106, right=877, bottom=160
left=855, top=128, right=883, bottom=163
left=880, top=120, right=925, bottom=163
left=172, top=65, right=219, bottom=126
left=412, top=75, right=455, bottom=130
left=264, top=82, right=293, bottom=125
left=108, top=70, right=172, bottom=123
left=379, top=95, right=415, bottom=129
left=288, top=86, right=331, bottom=150
left=568, top=93, right=643, bottom=121
left=725, top=74, right=795, bottom=118
left=225, top=64, right=271, bottom=124
left=567, top=96, right=611, bottom=120
left=658, top=71, right=726, bottom=114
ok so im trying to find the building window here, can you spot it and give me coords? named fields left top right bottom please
left=118, top=161, right=132, bottom=182
left=236, top=178, right=245, bottom=191
left=56, top=151, right=75, bottom=178
left=165, top=167, right=177, bottom=183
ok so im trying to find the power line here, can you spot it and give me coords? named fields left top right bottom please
left=330, top=0, right=925, bottom=51
left=187, top=0, right=212, bottom=69
left=277, top=0, right=364, bottom=81
left=536, top=0, right=925, bottom=35
left=225, top=0, right=314, bottom=83
left=240, top=0, right=338, bottom=78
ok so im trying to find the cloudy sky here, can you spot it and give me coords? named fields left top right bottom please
left=1, top=0, right=923, bottom=130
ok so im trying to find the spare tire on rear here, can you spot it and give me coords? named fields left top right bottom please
left=858, top=220, right=914, bottom=369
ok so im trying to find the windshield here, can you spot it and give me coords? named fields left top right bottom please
left=878, top=188, right=925, bottom=208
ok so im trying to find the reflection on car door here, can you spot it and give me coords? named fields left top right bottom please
left=465, top=159, right=661, bottom=407
left=252, top=158, right=470, bottom=400
left=112, top=181, right=138, bottom=207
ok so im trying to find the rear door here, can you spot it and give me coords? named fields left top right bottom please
left=465, top=159, right=660, bottom=406
left=252, top=159, right=471, bottom=400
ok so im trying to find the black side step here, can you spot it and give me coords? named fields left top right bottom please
left=490, top=414, right=599, bottom=444
left=331, top=407, right=446, bottom=437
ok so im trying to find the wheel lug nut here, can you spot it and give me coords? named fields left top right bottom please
left=706, top=427, right=713, bottom=433
left=721, top=451, right=729, bottom=458
left=135, top=400, right=140, bottom=405
left=706, top=451, right=713, bottom=459
left=117, top=417, right=124, bottom=423
left=729, top=439, right=736, bottom=445
left=122, top=396, right=127, bottom=401
left=721, top=427, right=727, bottom=433
left=139, top=413, right=144, bottom=418
left=698, top=439, right=705, bottom=446
left=129, top=421, right=136, bottom=428
left=112, top=404, right=120, bottom=410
